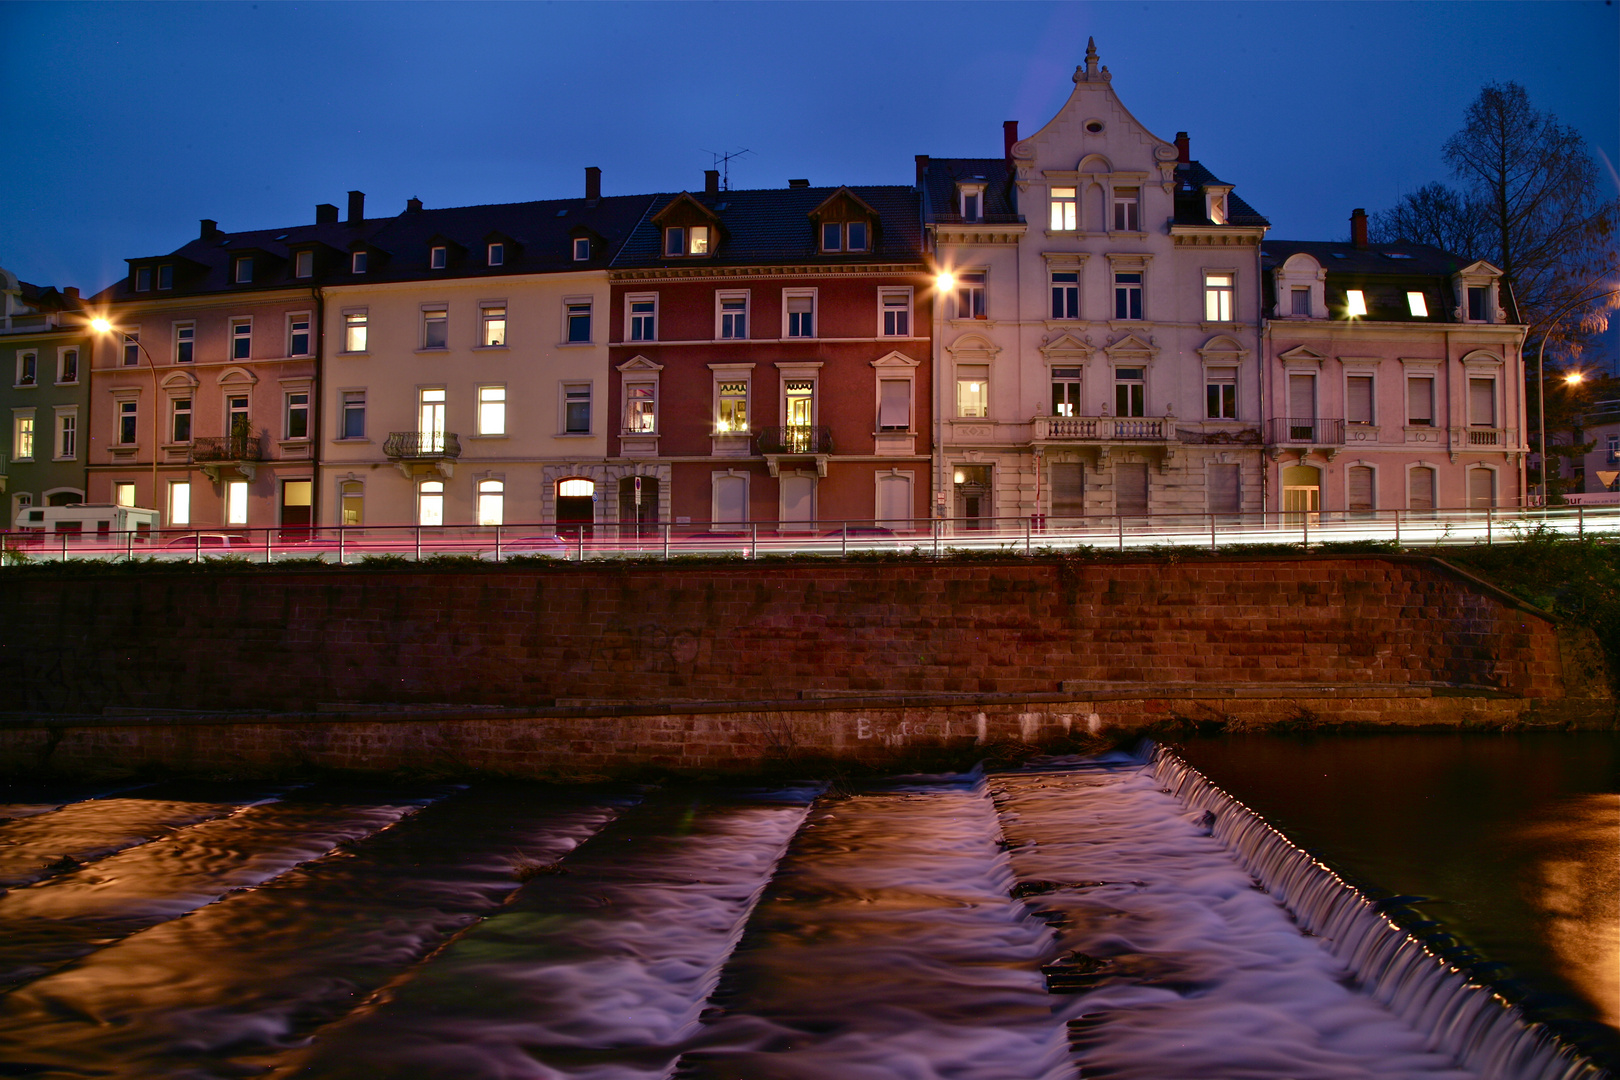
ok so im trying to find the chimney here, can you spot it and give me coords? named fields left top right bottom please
left=705, top=169, right=720, bottom=194
left=1003, top=120, right=1019, bottom=162
left=585, top=166, right=601, bottom=201
left=788, top=178, right=809, bottom=188
left=200, top=218, right=220, bottom=239
left=405, top=197, right=423, bottom=213
left=915, top=154, right=929, bottom=188
left=347, top=190, right=365, bottom=224
left=1351, top=207, right=1369, bottom=249
left=316, top=203, right=339, bottom=224
left=1174, top=132, right=1189, bottom=163
left=63, top=286, right=80, bottom=302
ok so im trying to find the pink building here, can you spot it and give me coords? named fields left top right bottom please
left=1261, top=215, right=1527, bottom=516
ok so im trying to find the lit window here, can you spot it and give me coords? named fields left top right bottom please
left=1208, top=195, right=1227, bottom=225
left=418, top=480, right=444, bottom=526
left=625, top=383, right=656, bottom=433
left=717, top=381, right=747, bottom=433
left=1114, top=272, right=1143, bottom=320
left=289, top=315, right=311, bottom=357
left=341, top=481, right=364, bottom=525
left=487, top=243, right=504, bottom=267
left=785, top=293, right=815, bottom=338
left=58, top=349, right=78, bottom=384
left=477, top=479, right=504, bottom=526
left=123, top=332, right=141, bottom=367
left=1115, top=367, right=1145, bottom=418
left=171, top=397, right=192, bottom=443
left=478, top=385, right=506, bottom=435
left=1407, top=291, right=1428, bottom=317
left=956, top=365, right=989, bottom=418
left=158, top=264, right=173, bottom=289
left=286, top=392, right=309, bottom=439
left=343, top=310, right=367, bottom=352
left=174, top=323, right=195, bottom=364
left=1345, top=289, right=1368, bottom=317
left=785, top=380, right=815, bottom=433
left=1113, top=188, right=1140, bottom=232
left=1291, top=287, right=1311, bottom=316
left=231, top=319, right=251, bottom=360
left=881, top=290, right=911, bottom=336
left=566, top=302, right=592, bottom=343
left=628, top=296, right=656, bottom=342
left=12, top=412, right=34, bottom=460
left=1051, top=368, right=1082, bottom=417
left=956, top=272, right=985, bottom=319
left=115, top=482, right=136, bottom=507
left=689, top=226, right=710, bottom=254
left=226, top=480, right=248, bottom=525
left=573, top=237, right=590, bottom=261
left=430, top=246, right=446, bottom=269
left=234, top=256, right=253, bottom=283
left=117, top=401, right=138, bottom=444
left=1467, top=286, right=1488, bottom=321
left=418, top=389, right=447, bottom=453
left=719, top=294, right=748, bottom=339
left=662, top=224, right=711, bottom=256
left=16, top=351, right=36, bottom=386
left=341, top=391, right=366, bottom=439
left=481, top=305, right=506, bottom=347
left=135, top=267, right=152, bottom=292
left=564, top=384, right=591, bottom=433
left=1050, top=186, right=1077, bottom=231
left=422, top=307, right=448, bottom=349
left=1204, top=273, right=1234, bottom=322
left=169, top=481, right=191, bottom=525
left=1051, top=272, right=1079, bottom=319
left=294, top=250, right=313, bottom=278
left=1205, top=370, right=1236, bottom=419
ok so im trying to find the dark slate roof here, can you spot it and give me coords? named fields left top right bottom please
left=1174, top=161, right=1269, bottom=227
left=611, top=185, right=925, bottom=268
left=917, top=158, right=1022, bottom=224
left=1262, top=240, right=1472, bottom=323
left=94, top=194, right=660, bottom=303
left=16, top=282, right=85, bottom=312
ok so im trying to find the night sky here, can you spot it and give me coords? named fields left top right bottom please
left=3, top=1, right=1616, bottom=308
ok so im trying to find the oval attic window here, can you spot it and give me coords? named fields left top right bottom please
left=1085, top=120, right=1105, bottom=134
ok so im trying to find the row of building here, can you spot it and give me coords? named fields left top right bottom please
left=3, top=44, right=1532, bottom=536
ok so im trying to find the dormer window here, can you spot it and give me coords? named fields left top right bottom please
left=664, top=225, right=710, bottom=256
left=959, top=186, right=983, bottom=221
left=1291, top=287, right=1311, bottom=316
left=1345, top=289, right=1367, bottom=317
left=487, top=242, right=504, bottom=266
left=1467, top=285, right=1488, bottom=321
left=573, top=237, right=590, bottom=261
left=234, top=256, right=253, bottom=284
left=158, top=264, right=173, bottom=289
left=430, top=246, right=446, bottom=269
left=1407, top=292, right=1429, bottom=317
left=351, top=251, right=368, bottom=274
left=820, top=221, right=868, bottom=252
left=294, top=251, right=313, bottom=278
left=1208, top=194, right=1227, bottom=224
left=135, top=267, right=152, bottom=292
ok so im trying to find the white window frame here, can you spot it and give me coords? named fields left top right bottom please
left=430, top=245, right=447, bottom=270
left=1050, top=365, right=1083, bottom=418
left=958, top=182, right=985, bottom=221
left=114, top=481, right=136, bottom=508
left=170, top=394, right=193, bottom=444
left=623, top=378, right=658, bottom=435
left=573, top=237, right=591, bottom=261
left=879, top=287, right=913, bottom=337
left=564, top=299, right=593, bottom=344
left=230, top=318, right=252, bottom=361
left=1049, top=186, right=1078, bottom=231
left=284, top=391, right=310, bottom=440
left=173, top=321, right=195, bottom=364
left=873, top=358, right=917, bottom=433
left=351, top=250, right=368, bottom=274
left=1405, top=462, right=1439, bottom=511
left=1050, top=270, right=1080, bottom=320
left=56, top=347, right=79, bottom=385
left=169, top=480, right=191, bottom=526
left=874, top=470, right=915, bottom=530
left=1203, top=271, right=1236, bottom=323
left=234, top=256, right=253, bottom=283
left=417, top=479, right=444, bottom=526
left=340, top=478, right=364, bottom=525
left=561, top=381, right=592, bottom=435
left=339, top=389, right=366, bottom=440
left=477, top=384, right=507, bottom=436
left=226, top=479, right=249, bottom=525
left=1113, top=365, right=1147, bottom=418
left=115, top=398, right=139, bottom=445
left=12, top=409, right=35, bottom=461
left=716, top=290, right=750, bottom=340
left=421, top=305, right=449, bottom=350
left=15, top=350, right=37, bottom=387
left=225, top=391, right=250, bottom=437
left=626, top=292, right=658, bottom=343
left=665, top=225, right=710, bottom=257
left=122, top=330, right=142, bottom=367
left=342, top=309, right=368, bottom=353
left=477, top=478, right=504, bottom=526
left=294, top=250, right=314, bottom=278
left=712, top=366, right=751, bottom=435
left=287, top=312, right=312, bottom=358
left=710, top=469, right=750, bottom=525
left=1112, top=187, right=1141, bottom=232
left=956, top=363, right=989, bottom=419
left=954, top=271, right=986, bottom=320
left=479, top=302, right=507, bottom=347
left=1204, top=367, right=1237, bottom=420
left=487, top=242, right=505, bottom=267
left=135, top=266, right=152, bottom=292
left=1112, top=270, right=1144, bottom=321
left=782, top=288, right=817, bottom=339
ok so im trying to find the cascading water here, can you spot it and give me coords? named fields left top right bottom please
left=1146, top=741, right=1605, bottom=1080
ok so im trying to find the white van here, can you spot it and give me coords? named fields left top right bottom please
left=8, top=503, right=161, bottom=553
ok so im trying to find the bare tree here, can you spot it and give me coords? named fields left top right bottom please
left=1376, top=82, right=1620, bottom=361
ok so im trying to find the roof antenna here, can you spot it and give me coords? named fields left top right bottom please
left=702, top=148, right=751, bottom=191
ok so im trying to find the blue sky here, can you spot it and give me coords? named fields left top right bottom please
left=2, top=0, right=1616, bottom=305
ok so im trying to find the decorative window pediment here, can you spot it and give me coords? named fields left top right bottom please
left=1104, top=331, right=1156, bottom=361
left=1277, top=345, right=1327, bottom=369
left=945, top=332, right=1000, bottom=361
left=616, top=354, right=664, bottom=374
left=1197, top=334, right=1248, bottom=361
left=161, top=371, right=199, bottom=390
left=216, top=366, right=258, bottom=386
left=1040, top=332, right=1091, bottom=362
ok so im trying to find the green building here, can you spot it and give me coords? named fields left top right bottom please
left=2, top=265, right=91, bottom=526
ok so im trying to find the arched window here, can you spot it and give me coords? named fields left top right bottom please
left=418, top=480, right=444, bottom=526
left=477, top=479, right=504, bottom=526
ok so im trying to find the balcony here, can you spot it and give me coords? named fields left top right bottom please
left=1453, top=426, right=1518, bottom=449
left=758, top=425, right=832, bottom=477
left=385, top=430, right=461, bottom=479
left=193, top=434, right=264, bottom=482
left=1032, top=414, right=1180, bottom=468
left=1266, top=417, right=1346, bottom=456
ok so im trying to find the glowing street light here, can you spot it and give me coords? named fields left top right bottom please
left=90, top=315, right=162, bottom=521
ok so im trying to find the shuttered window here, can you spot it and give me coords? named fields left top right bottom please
left=879, top=380, right=911, bottom=431
left=1469, top=377, right=1495, bottom=426
left=1116, top=462, right=1148, bottom=514
left=1407, top=377, right=1434, bottom=426
left=1409, top=466, right=1436, bottom=510
left=1051, top=463, right=1085, bottom=518
left=1348, top=466, right=1374, bottom=513
left=1207, top=464, right=1240, bottom=514
left=1346, top=376, right=1374, bottom=424
left=1469, top=468, right=1495, bottom=508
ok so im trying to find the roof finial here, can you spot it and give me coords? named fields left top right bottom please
left=1075, top=37, right=1110, bottom=83
left=1085, top=37, right=1099, bottom=75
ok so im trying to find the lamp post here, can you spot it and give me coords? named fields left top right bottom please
left=1529, top=284, right=1620, bottom=506
left=90, top=317, right=162, bottom=522
left=932, top=270, right=956, bottom=537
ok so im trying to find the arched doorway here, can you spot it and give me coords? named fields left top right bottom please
left=1282, top=464, right=1321, bottom=524
left=556, top=478, right=595, bottom=538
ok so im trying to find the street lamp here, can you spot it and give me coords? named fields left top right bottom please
left=90, top=316, right=163, bottom=523
left=1528, top=283, right=1620, bottom=506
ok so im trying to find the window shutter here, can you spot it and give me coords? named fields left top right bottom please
left=879, top=381, right=910, bottom=430
left=1348, top=466, right=1374, bottom=512
left=1347, top=376, right=1373, bottom=424
left=1409, top=467, right=1435, bottom=510
left=1408, top=378, right=1433, bottom=423
left=1469, top=378, right=1495, bottom=426
left=1288, top=373, right=1315, bottom=418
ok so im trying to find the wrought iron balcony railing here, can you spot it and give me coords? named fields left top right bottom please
left=757, top=425, right=833, bottom=455
left=384, top=431, right=462, bottom=459
left=192, top=434, right=264, bottom=462
left=1267, top=417, right=1346, bottom=445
